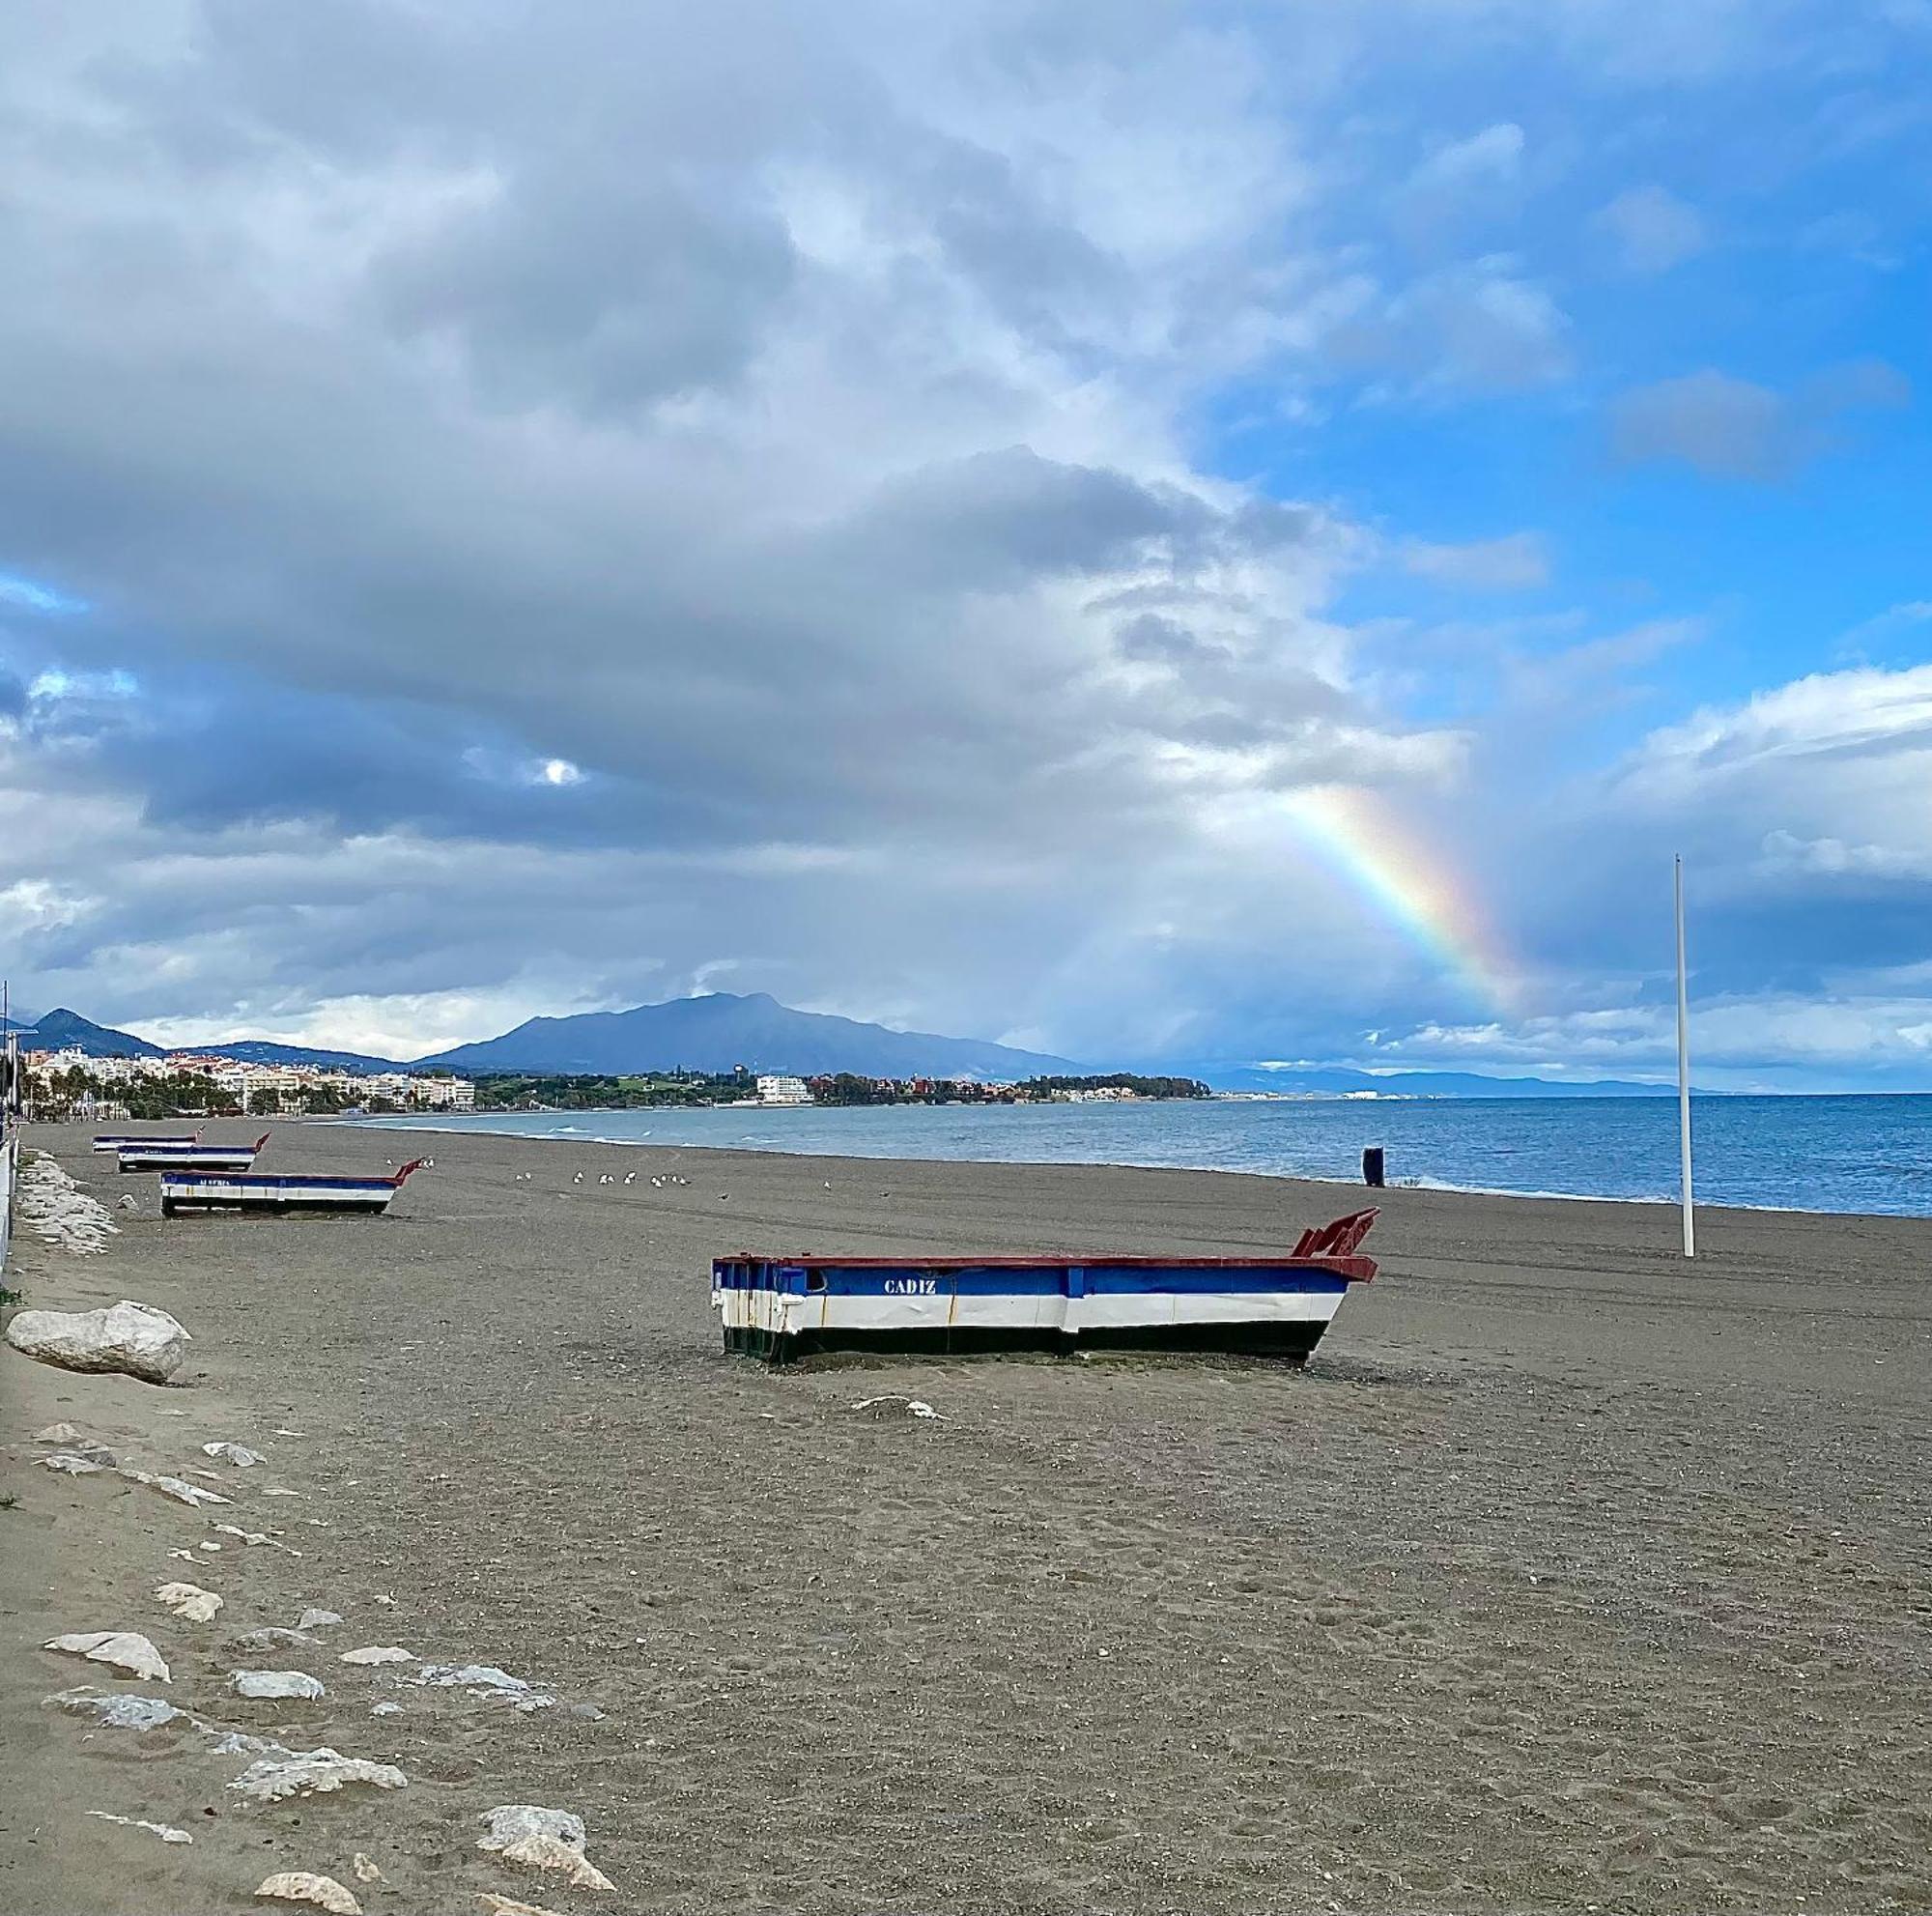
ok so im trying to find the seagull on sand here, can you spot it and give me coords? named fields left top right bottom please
left=623, top=1172, right=637, bottom=1186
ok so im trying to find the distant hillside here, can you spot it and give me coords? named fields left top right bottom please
left=19, top=1008, right=403, bottom=1072
left=418, top=991, right=1076, bottom=1080
left=206, top=1038, right=407, bottom=1072
left=1187, top=1062, right=1679, bottom=1098
left=21, top=1008, right=165, bottom=1058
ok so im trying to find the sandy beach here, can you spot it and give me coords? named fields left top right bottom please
left=2, top=1118, right=1928, bottom=1915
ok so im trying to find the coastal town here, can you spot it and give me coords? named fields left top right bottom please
left=14, top=1044, right=1208, bottom=1122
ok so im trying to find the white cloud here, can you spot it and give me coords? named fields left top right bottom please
left=1403, top=531, right=1549, bottom=590
left=1596, top=185, right=1707, bottom=273
left=1610, top=361, right=1911, bottom=479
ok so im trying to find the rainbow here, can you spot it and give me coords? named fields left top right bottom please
left=1285, top=786, right=1519, bottom=1013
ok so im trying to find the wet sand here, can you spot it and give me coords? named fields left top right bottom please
left=2, top=1118, right=1928, bottom=1915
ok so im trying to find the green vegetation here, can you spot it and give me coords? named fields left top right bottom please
left=469, top=1070, right=751, bottom=1111
left=23, top=1067, right=358, bottom=1120
left=810, top=1072, right=1210, bottom=1105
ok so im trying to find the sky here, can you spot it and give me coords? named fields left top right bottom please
left=1, top=0, right=1929, bottom=1090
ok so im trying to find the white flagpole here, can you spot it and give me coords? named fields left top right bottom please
left=1674, top=854, right=1694, bottom=1258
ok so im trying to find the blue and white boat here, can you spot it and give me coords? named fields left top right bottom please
left=94, top=1131, right=198, bottom=1153
left=712, top=1210, right=1379, bottom=1365
left=119, top=1132, right=270, bottom=1174
left=160, top=1158, right=428, bottom=1217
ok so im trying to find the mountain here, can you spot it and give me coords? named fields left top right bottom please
left=19, top=1008, right=165, bottom=1059
left=204, top=1039, right=406, bottom=1072
left=1183, top=1062, right=1679, bottom=1098
left=417, top=991, right=1077, bottom=1080
left=16, top=1008, right=403, bottom=1072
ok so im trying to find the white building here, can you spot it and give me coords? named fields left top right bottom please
left=755, top=1073, right=812, bottom=1105
left=412, top=1075, right=475, bottom=1110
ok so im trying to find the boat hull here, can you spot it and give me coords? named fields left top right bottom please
left=94, top=1133, right=197, bottom=1153
left=160, top=1172, right=408, bottom=1216
left=123, top=1150, right=260, bottom=1173
left=712, top=1250, right=1374, bottom=1366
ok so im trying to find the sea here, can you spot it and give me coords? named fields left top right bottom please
left=353, top=1093, right=1932, bottom=1218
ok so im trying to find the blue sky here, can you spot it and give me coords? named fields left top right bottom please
left=1, top=0, right=1929, bottom=1087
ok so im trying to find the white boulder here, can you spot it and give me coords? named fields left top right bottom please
left=155, top=1582, right=223, bottom=1623
left=233, top=1670, right=327, bottom=1701
left=256, top=1873, right=362, bottom=1915
left=43, top=1632, right=171, bottom=1682
left=42, top=1451, right=105, bottom=1475
left=295, top=1608, right=342, bottom=1630
left=6, top=1301, right=189, bottom=1383
left=203, top=1441, right=266, bottom=1467
left=43, top=1688, right=190, bottom=1731
left=478, top=1807, right=613, bottom=1893
left=228, top=1748, right=407, bottom=1803
left=338, top=1645, right=413, bottom=1666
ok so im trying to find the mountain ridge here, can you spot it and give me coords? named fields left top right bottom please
left=417, top=991, right=1077, bottom=1080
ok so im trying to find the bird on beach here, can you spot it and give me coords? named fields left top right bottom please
left=623, top=1172, right=637, bottom=1186
left=572, top=1172, right=583, bottom=1185
left=599, top=1174, right=613, bottom=1185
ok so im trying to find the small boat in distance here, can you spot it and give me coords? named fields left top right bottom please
left=94, top=1131, right=198, bottom=1153
left=119, top=1132, right=270, bottom=1174
left=713, top=1208, right=1380, bottom=1365
left=160, top=1158, right=428, bottom=1217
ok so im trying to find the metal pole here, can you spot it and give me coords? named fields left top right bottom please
left=1675, top=854, right=1694, bottom=1258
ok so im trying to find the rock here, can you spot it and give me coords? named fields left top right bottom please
left=232, top=1628, right=322, bottom=1652
left=228, top=1748, right=408, bottom=1803
left=155, top=1582, right=224, bottom=1623
left=497, top=1836, right=615, bottom=1892
left=480, top=1807, right=585, bottom=1852
left=338, top=1645, right=414, bottom=1665
left=850, top=1394, right=945, bottom=1419
left=262, top=1487, right=302, bottom=1497
left=233, top=1670, right=327, bottom=1701
left=6, top=1301, right=188, bottom=1382
left=479, top=1807, right=613, bottom=1892
left=85, top=1811, right=193, bottom=1844
left=351, top=1854, right=384, bottom=1884
left=203, top=1442, right=266, bottom=1467
left=255, top=1872, right=363, bottom=1915
left=44, top=1688, right=190, bottom=1731
left=34, top=1421, right=85, bottom=1444
left=475, top=1897, right=569, bottom=1916
left=213, top=1523, right=301, bottom=1555
left=295, top=1609, right=342, bottom=1631
left=210, top=1730, right=298, bottom=1759
left=42, top=1451, right=106, bottom=1475
left=43, top=1632, right=171, bottom=1683
left=14, top=1154, right=118, bottom=1254
left=118, top=1468, right=230, bottom=1507
left=407, top=1662, right=545, bottom=1702
left=370, top=1702, right=401, bottom=1717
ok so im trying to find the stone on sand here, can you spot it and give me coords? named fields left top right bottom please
left=6, top=1301, right=189, bottom=1383
left=476, top=1897, right=570, bottom=1916
left=228, top=1748, right=408, bottom=1803
left=478, top=1806, right=614, bottom=1892
left=43, top=1632, right=171, bottom=1682
left=42, top=1451, right=106, bottom=1474
left=232, top=1669, right=327, bottom=1701
left=44, top=1689, right=189, bottom=1731
left=256, top=1872, right=362, bottom=1915
left=118, top=1467, right=230, bottom=1507
left=352, top=1853, right=384, bottom=1883
left=155, top=1581, right=224, bottom=1623
left=86, top=1811, right=193, bottom=1844
left=295, top=1608, right=342, bottom=1630
left=203, top=1441, right=266, bottom=1467
left=338, top=1645, right=414, bottom=1665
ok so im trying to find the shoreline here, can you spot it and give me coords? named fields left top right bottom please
left=5, top=1119, right=1928, bottom=1914
left=336, top=1110, right=1907, bottom=1223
